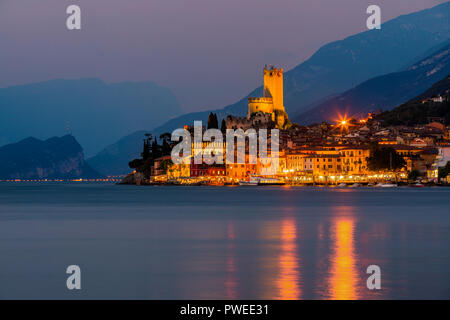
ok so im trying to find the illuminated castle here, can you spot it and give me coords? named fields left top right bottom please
left=247, top=65, right=288, bottom=128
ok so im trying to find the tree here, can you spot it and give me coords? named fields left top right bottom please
left=208, top=112, right=218, bottom=129
left=128, top=158, right=143, bottom=169
left=220, top=119, right=226, bottom=134
left=141, top=133, right=152, bottom=161
left=160, top=159, right=174, bottom=172
left=408, top=169, right=421, bottom=181
left=367, top=147, right=406, bottom=171
left=152, top=137, right=162, bottom=159
left=128, top=133, right=173, bottom=179
left=160, top=132, right=172, bottom=156
left=438, top=161, right=450, bottom=182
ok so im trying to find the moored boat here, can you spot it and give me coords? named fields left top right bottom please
left=376, top=183, right=397, bottom=188
left=239, top=180, right=258, bottom=186
left=410, top=183, right=425, bottom=188
left=257, top=177, right=286, bottom=186
left=238, top=176, right=286, bottom=186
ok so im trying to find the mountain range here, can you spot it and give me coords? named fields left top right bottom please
left=0, top=79, right=183, bottom=156
left=375, top=74, right=450, bottom=126
left=87, top=2, right=450, bottom=175
left=295, top=41, right=450, bottom=124
left=0, top=135, right=100, bottom=180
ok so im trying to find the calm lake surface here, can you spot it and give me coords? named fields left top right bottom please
left=0, top=182, right=449, bottom=299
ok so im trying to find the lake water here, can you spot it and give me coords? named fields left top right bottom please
left=0, top=182, right=449, bottom=299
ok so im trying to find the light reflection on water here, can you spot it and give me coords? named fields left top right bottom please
left=225, top=221, right=237, bottom=299
left=328, top=213, right=358, bottom=300
left=0, top=183, right=449, bottom=299
left=277, top=217, right=301, bottom=300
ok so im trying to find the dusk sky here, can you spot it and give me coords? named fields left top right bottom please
left=0, top=0, right=446, bottom=112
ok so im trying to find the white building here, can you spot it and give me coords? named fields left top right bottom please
left=436, top=146, right=450, bottom=167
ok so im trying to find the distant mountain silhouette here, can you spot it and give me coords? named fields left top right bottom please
left=295, top=42, right=450, bottom=124
left=0, top=135, right=101, bottom=179
left=88, top=2, right=450, bottom=175
left=375, top=74, right=450, bottom=126
left=87, top=130, right=147, bottom=175
left=0, top=79, right=183, bottom=156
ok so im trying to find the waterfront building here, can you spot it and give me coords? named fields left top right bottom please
left=286, top=152, right=308, bottom=172
left=226, top=163, right=257, bottom=180
left=167, top=163, right=191, bottom=179
left=153, top=155, right=172, bottom=177
left=339, top=146, right=370, bottom=175
left=310, top=154, right=342, bottom=176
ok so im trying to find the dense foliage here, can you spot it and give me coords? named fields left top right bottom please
left=438, top=161, right=450, bottom=181
left=367, top=146, right=406, bottom=171
left=207, top=113, right=219, bottom=129
left=128, top=133, right=173, bottom=178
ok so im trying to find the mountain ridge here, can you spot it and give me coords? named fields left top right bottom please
left=0, top=135, right=101, bottom=179
left=0, top=78, right=183, bottom=156
left=374, top=74, right=450, bottom=126
left=294, top=41, right=450, bottom=124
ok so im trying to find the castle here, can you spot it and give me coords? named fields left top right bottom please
left=247, top=65, right=288, bottom=128
left=225, top=65, right=289, bottom=130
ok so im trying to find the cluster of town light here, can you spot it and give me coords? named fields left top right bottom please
left=285, top=173, right=408, bottom=181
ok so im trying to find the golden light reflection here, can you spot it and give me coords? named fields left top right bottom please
left=276, top=218, right=301, bottom=300
left=225, top=222, right=237, bottom=299
left=328, top=214, right=359, bottom=300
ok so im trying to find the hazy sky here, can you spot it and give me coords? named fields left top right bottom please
left=0, top=0, right=446, bottom=112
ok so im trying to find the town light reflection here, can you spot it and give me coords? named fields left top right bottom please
left=225, top=221, right=238, bottom=299
left=327, top=206, right=359, bottom=300
left=276, top=217, right=301, bottom=299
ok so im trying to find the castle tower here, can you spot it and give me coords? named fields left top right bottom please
left=247, top=65, right=288, bottom=128
left=263, top=66, right=284, bottom=112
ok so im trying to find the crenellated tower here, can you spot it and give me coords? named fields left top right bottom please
left=247, top=65, right=288, bottom=128
left=263, top=66, right=284, bottom=112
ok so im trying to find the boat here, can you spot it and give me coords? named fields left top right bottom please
left=208, top=181, right=225, bottom=186
left=376, top=183, right=397, bottom=188
left=257, top=177, right=286, bottom=186
left=239, top=180, right=258, bottom=186
left=239, top=176, right=286, bottom=186
left=337, top=183, right=347, bottom=187
left=239, top=176, right=259, bottom=186
left=410, top=183, right=425, bottom=188
left=350, top=183, right=361, bottom=188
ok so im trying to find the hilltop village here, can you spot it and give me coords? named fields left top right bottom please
left=123, top=67, right=450, bottom=186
